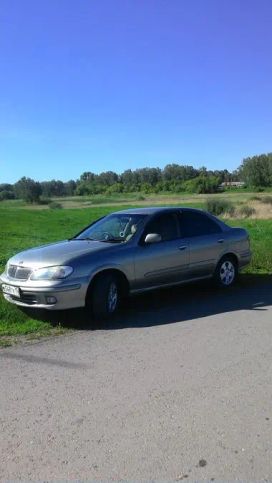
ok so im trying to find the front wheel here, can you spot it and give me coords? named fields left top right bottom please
left=213, top=256, right=238, bottom=288
left=88, top=273, right=120, bottom=321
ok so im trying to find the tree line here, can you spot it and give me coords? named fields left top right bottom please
left=1, top=153, right=271, bottom=203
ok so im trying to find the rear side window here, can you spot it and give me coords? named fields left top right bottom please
left=144, top=213, right=179, bottom=241
left=179, top=211, right=222, bottom=237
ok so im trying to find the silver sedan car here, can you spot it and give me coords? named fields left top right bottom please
left=0, top=207, right=251, bottom=320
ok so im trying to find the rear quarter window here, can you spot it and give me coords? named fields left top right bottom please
left=179, top=211, right=222, bottom=237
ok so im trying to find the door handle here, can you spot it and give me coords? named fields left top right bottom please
left=178, top=245, right=188, bottom=251
left=217, top=239, right=224, bottom=244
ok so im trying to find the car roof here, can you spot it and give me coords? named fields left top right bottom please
left=112, top=206, right=230, bottom=231
left=114, top=206, right=204, bottom=215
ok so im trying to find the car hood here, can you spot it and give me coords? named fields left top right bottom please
left=8, top=239, right=114, bottom=269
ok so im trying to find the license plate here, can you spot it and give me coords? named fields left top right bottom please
left=2, top=284, right=20, bottom=298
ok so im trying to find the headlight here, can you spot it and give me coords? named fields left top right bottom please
left=30, top=266, right=73, bottom=281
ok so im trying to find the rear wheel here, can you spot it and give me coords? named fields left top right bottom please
left=88, top=273, right=121, bottom=321
left=214, top=256, right=238, bottom=288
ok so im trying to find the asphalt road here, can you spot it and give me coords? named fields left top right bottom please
left=1, top=275, right=272, bottom=481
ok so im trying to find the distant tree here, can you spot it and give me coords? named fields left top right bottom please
left=120, top=169, right=135, bottom=186
left=135, top=168, right=162, bottom=186
left=75, top=180, right=107, bottom=195
left=40, top=180, right=66, bottom=197
left=163, top=164, right=198, bottom=182
left=57, top=180, right=66, bottom=196
left=212, top=169, right=232, bottom=183
left=64, top=180, right=77, bottom=196
left=231, top=169, right=240, bottom=182
left=8, top=157, right=263, bottom=203
left=239, top=153, right=272, bottom=187
left=40, top=181, right=52, bottom=198
left=0, top=183, right=15, bottom=201
left=0, top=183, right=14, bottom=192
left=198, top=166, right=208, bottom=176
left=75, top=182, right=89, bottom=196
left=97, top=171, right=119, bottom=186
left=80, top=171, right=96, bottom=182
left=0, top=190, right=15, bottom=201
left=184, top=175, right=220, bottom=194
left=14, top=177, right=42, bottom=203
left=106, top=182, right=124, bottom=194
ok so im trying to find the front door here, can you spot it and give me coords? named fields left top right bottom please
left=134, top=212, right=189, bottom=290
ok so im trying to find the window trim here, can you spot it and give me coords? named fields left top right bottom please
left=139, top=211, right=181, bottom=245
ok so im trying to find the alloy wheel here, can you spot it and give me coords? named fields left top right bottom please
left=219, top=260, right=235, bottom=286
left=107, top=282, right=118, bottom=313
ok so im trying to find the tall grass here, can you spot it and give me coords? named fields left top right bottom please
left=206, top=198, right=234, bottom=216
left=238, top=206, right=256, bottom=217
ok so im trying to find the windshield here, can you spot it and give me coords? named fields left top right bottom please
left=75, top=214, right=147, bottom=243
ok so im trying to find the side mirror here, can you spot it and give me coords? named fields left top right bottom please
left=144, top=233, right=162, bottom=244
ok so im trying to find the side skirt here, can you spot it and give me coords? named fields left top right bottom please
left=130, top=274, right=213, bottom=295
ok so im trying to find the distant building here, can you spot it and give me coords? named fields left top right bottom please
left=219, top=181, right=245, bottom=189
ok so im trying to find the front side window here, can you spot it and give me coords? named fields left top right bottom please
left=179, top=211, right=221, bottom=237
left=76, top=214, right=147, bottom=243
left=144, top=213, right=179, bottom=242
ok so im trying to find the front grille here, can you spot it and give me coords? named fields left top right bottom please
left=10, top=292, right=39, bottom=305
left=8, top=265, right=32, bottom=280
left=21, top=292, right=39, bottom=304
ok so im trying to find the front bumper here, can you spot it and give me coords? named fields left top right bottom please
left=0, top=274, right=88, bottom=310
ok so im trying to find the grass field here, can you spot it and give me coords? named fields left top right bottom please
left=2, top=189, right=272, bottom=210
left=0, top=192, right=271, bottom=345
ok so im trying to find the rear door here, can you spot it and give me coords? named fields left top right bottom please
left=134, top=212, right=189, bottom=289
left=178, top=211, right=225, bottom=278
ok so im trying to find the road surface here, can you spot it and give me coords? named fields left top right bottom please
left=1, top=275, right=272, bottom=480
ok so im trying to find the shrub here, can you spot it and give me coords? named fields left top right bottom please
left=136, top=194, right=146, bottom=201
left=49, top=201, right=62, bottom=209
left=249, top=195, right=261, bottom=201
left=0, top=190, right=15, bottom=201
left=239, top=205, right=256, bottom=217
left=184, top=176, right=220, bottom=194
left=260, top=196, right=272, bottom=204
left=105, top=183, right=124, bottom=194
left=206, top=199, right=234, bottom=216
left=38, top=197, right=50, bottom=205
left=142, top=183, right=153, bottom=194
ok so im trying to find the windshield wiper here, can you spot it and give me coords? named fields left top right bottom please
left=69, top=236, right=124, bottom=243
left=100, top=238, right=123, bottom=243
left=69, top=237, right=96, bottom=241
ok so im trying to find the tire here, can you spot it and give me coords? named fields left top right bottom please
left=213, top=255, right=238, bottom=288
left=89, top=273, right=120, bottom=321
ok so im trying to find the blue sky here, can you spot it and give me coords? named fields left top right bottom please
left=0, top=0, right=271, bottom=183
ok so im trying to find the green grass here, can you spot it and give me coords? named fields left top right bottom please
left=0, top=202, right=271, bottom=342
left=1, top=189, right=269, bottom=210
left=228, top=219, right=272, bottom=274
left=0, top=205, right=123, bottom=266
left=0, top=205, right=135, bottom=340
